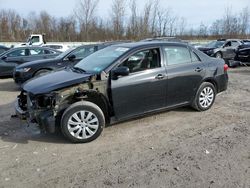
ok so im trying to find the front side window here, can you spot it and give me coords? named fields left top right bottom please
left=224, top=42, right=231, bottom=47
left=164, top=46, right=191, bottom=65
left=7, top=49, right=26, bottom=57
left=232, top=41, right=240, bottom=47
left=119, top=48, right=161, bottom=73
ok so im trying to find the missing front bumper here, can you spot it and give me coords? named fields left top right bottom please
left=15, top=100, right=56, bottom=133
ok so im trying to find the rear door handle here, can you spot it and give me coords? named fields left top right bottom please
left=155, top=74, right=164, bottom=80
left=195, top=67, right=203, bottom=72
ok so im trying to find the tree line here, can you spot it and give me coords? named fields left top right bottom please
left=0, top=0, right=249, bottom=42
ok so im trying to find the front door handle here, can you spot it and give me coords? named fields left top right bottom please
left=195, top=67, right=203, bottom=72
left=155, top=74, right=164, bottom=80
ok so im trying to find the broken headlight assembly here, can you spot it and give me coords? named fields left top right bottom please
left=35, top=93, right=57, bottom=109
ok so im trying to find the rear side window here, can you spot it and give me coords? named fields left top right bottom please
left=44, top=49, right=57, bottom=54
left=69, top=46, right=95, bottom=59
left=119, top=48, right=161, bottom=73
left=29, top=48, right=45, bottom=55
left=164, top=46, right=191, bottom=65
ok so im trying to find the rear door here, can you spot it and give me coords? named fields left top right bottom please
left=111, top=47, right=167, bottom=120
left=163, top=45, right=206, bottom=107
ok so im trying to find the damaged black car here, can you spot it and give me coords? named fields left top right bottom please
left=15, top=42, right=228, bottom=143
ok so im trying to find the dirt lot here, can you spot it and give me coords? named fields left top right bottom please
left=0, top=67, right=249, bottom=188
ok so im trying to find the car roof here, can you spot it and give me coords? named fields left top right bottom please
left=11, top=46, right=61, bottom=52
left=111, top=41, right=188, bottom=49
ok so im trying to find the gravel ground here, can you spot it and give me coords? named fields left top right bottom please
left=0, top=67, right=249, bottom=188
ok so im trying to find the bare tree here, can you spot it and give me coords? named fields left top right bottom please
left=110, top=0, right=126, bottom=39
left=139, top=1, right=152, bottom=38
left=178, top=17, right=186, bottom=36
left=127, top=0, right=139, bottom=39
left=74, top=0, right=99, bottom=41
left=239, top=7, right=249, bottom=36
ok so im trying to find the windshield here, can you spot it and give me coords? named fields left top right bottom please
left=206, top=41, right=224, bottom=48
left=74, top=46, right=130, bottom=73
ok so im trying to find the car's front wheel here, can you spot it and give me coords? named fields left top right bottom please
left=215, top=52, right=222, bottom=58
left=61, top=101, right=105, bottom=143
left=192, top=82, right=216, bottom=111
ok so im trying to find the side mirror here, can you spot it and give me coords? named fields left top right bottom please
left=68, top=54, right=76, bottom=61
left=111, top=66, right=129, bottom=80
left=1, top=55, right=7, bottom=60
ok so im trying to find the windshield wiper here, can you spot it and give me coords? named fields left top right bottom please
left=71, top=66, right=86, bottom=73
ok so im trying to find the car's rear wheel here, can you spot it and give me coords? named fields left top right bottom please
left=61, top=101, right=105, bottom=143
left=215, top=52, right=222, bottom=58
left=192, top=82, right=216, bottom=111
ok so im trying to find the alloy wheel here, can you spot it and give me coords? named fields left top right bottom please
left=199, top=87, right=214, bottom=108
left=67, top=110, right=99, bottom=139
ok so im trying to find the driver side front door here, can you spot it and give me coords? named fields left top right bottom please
left=111, top=47, right=167, bottom=120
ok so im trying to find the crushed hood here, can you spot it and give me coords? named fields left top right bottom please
left=22, top=68, right=94, bottom=95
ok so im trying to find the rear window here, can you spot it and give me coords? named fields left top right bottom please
left=164, top=46, right=191, bottom=65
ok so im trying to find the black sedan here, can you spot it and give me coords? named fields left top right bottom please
left=0, top=46, right=61, bottom=77
left=13, top=43, right=115, bottom=84
left=15, top=42, right=228, bottom=143
left=235, top=47, right=250, bottom=63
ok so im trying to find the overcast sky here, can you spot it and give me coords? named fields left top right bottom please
left=0, top=0, right=249, bottom=28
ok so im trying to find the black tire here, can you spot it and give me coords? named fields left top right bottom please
left=215, top=52, right=222, bottom=58
left=34, top=69, right=50, bottom=77
left=61, top=101, right=105, bottom=143
left=192, top=82, right=216, bottom=111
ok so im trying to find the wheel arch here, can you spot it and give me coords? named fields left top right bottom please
left=201, top=78, right=218, bottom=93
left=60, top=91, right=112, bottom=125
left=33, top=68, right=53, bottom=77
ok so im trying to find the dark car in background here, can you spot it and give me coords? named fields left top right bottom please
left=13, top=43, right=118, bottom=84
left=198, top=39, right=250, bottom=67
left=198, top=39, right=243, bottom=59
left=0, top=45, right=10, bottom=55
left=0, top=46, right=61, bottom=77
left=15, top=42, right=228, bottom=143
left=235, top=47, right=250, bottom=63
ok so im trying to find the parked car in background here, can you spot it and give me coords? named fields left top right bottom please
left=0, top=45, right=10, bottom=55
left=235, top=47, right=250, bottom=63
left=42, top=44, right=70, bottom=52
left=13, top=43, right=116, bottom=84
left=15, top=42, right=228, bottom=143
left=0, top=46, right=61, bottom=77
left=198, top=39, right=250, bottom=67
left=198, top=39, right=243, bottom=59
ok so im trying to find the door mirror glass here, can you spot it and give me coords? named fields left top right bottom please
left=111, top=66, right=129, bottom=80
left=67, top=54, right=76, bottom=61
left=1, top=55, right=7, bottom=60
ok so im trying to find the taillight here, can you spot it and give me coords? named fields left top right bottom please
left=224, top=64, right=229, bottom=72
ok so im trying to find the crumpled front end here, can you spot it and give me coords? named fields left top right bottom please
left=15, top=90, right=57, bottom=133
